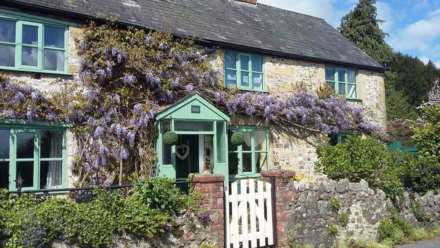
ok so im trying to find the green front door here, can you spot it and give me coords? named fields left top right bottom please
left=175, top=135, right=199, bottom=180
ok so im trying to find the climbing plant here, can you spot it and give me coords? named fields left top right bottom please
left=0, top=22, right=376, bottom=186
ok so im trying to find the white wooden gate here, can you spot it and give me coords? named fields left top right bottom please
left=226, top=178, right=275, bottom=248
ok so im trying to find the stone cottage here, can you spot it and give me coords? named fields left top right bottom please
left=0, top=0, right=385, bottom=191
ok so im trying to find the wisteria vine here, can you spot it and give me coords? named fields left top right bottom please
left=0, top=22, right=376, bottom=186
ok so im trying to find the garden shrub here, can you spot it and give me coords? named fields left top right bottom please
left=0, top=178, right=199, bottom=248
left=378, top=210, right=414, bottom=245
left=316, top=135, right=403, bottom=197
left=132, top=178, right=194, bottom=215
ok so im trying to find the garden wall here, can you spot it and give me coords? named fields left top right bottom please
left=400, top=191, right=440, bottom=227
left=287, top=178, right=391, bottom=248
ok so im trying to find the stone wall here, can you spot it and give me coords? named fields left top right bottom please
left=287, top=178, right=391, bottom=248
left=400, top=191, right=440, bottom=227
left=52, top=211, right=217, bottom=248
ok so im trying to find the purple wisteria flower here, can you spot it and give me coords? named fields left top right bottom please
left=123, top=73, right=136, bottom=85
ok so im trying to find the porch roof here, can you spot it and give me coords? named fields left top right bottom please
left=155, top=93, right=230, bottom=122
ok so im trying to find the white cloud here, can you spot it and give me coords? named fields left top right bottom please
left=389, top=9, right=440, bottom=53
left=257, top=0, right=350, bottom=26
left=377, top=1, right=393, bottom=33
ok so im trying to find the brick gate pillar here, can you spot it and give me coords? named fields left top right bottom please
left=191, top=174, right=225, bottom=247
left=262, top=170, right=296, bottom=248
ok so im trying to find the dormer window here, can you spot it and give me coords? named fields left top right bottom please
left=225, top=50, right=264, bottom=91
left=0, top=11, right=69, bottom=74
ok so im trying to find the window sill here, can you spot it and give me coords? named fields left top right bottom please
left=0, top=66, right=72, bottom=77
left=346, top=98, right=363, bottom=103
left=226, top=85, right=269, bottom=93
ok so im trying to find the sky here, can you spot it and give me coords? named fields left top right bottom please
left=258, top=0, right=440, bottom=68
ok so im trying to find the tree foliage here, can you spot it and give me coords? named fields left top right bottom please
left=339, top=0, right=393, bottom=65
left=388, top=53, right=440, bottom=107
left=316, top=135, right=403, bottom=198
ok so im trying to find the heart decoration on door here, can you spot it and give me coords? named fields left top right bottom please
left=176, top=144, right=190, bottom=160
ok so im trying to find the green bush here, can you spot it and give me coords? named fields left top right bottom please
left=316, top=136, right=403, bottom=197
left=119, top=196, right=168, bottom=238
left=0, top=178, right=199, bottom=248
left=378, top=218, right=404, bottom=243
left=132, top=178, right=194, bottom=215
left=400, top=154, right=440, bottom=194
left=378, top=210, right=414, bottom=244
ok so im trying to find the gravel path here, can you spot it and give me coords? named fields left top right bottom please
left=396, top=237, right=440, bottom=248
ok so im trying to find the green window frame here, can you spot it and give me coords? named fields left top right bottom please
left=0, top=126, right=67, bottom=191
left=228, top=126, right=270, bottom=177
left=225, top=50, right=265, bottom=91
left=0, top=10, right=69, bottom=75
left=325, top=66, right=357, bottom=99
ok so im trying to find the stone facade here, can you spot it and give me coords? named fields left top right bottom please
left=208, top=49, right=386, bottom=177
left=3, top=23, right=386, bottom=185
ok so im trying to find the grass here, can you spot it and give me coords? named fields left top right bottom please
left=336, top=225, right=440, bottom=248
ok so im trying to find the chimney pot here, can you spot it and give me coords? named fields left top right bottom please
left=236, top=0, right=257, bottom=5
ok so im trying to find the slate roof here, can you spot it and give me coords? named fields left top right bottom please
left=1, top=0, right=384, bottom=71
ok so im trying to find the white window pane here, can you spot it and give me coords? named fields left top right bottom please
left=337, top=69, right=346, bottom=82
left=325, top=67, right=335, bottom=81
left=348, top=83, right=357, bottom=98
left=254, top=131, right=267, bottom=151
left=0, top=19, right=16, bottom=43
left=243, top=133, right=251, bottom=151
left=242, top=153, right=252, bottom=172
left=17, top=161, right=33, bottom=188
left=22, top=25, right=38, bottom=45
left=44, top=49, right=64, bottom=71
left=22, top=46, right=38, bottom=66
left=17, top=133, right=34, bottom=159
left=0, top=44, right=15, bottom=67
left=40, top=161, right=62, bottom=188
left=0, top=130, right=9, bottom=159
left=338, top=83, right=346, bottom=96
left=0, top=162, right=8, bottom=189
left=251, top=55, right=263, bottom=72
left=163, top=143, right=172, bottom=164
left=228, top=152, right=238, bottom=175
left=225, top=69, right=237, bottom=86
left=41, top=130, right=63, bottom=158
left=252, top=72, right=263, bottom=90
left=241, top=72, right=249, bottom=87
left=256, top=152, right=268, bottom=173
left=44, top=26, right=65, bottom=48
left=225, top=52, right=236, bottom=69
left=347, top=70, right=356, bottom=83
left=240, top=55, right=249, bottom=70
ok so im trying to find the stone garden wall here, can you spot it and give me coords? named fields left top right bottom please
left=400, top=191, right=440, bottom=227
left=287, top=178, right=391, bottom=248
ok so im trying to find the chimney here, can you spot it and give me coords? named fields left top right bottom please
left=236, top=0, right=257, bottom=5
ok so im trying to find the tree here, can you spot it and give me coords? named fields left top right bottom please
left=388, top=53, right=440, bottom=107
left=339, top=0, right=393, bottom=65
